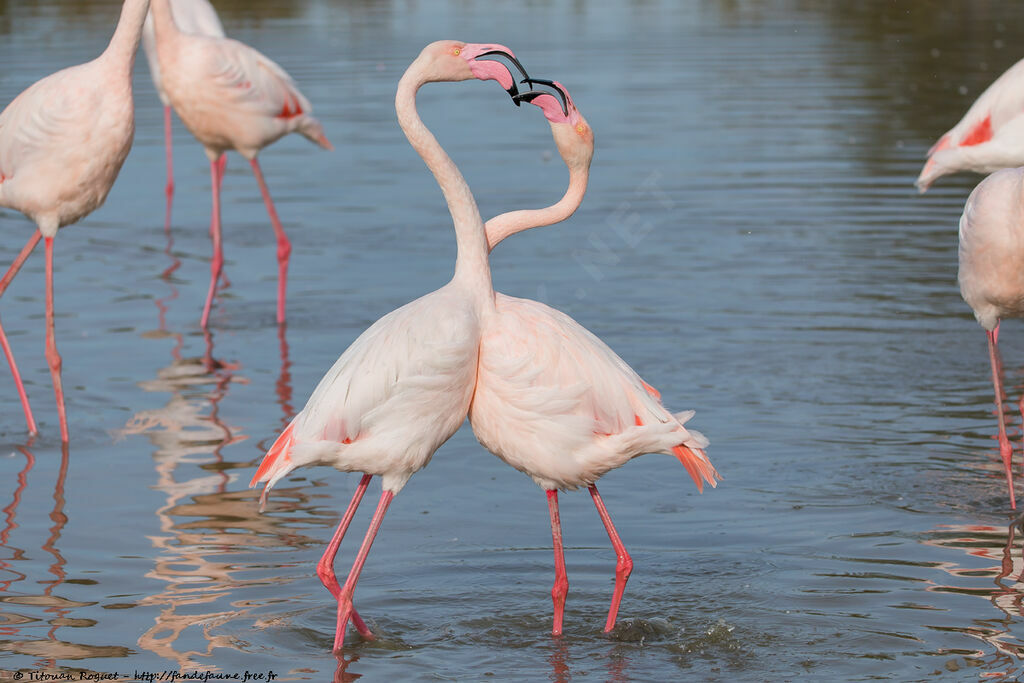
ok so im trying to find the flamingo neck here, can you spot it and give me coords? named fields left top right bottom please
left=485, top=163, right=590, bottom=251
left=148, top=0, right=182, bottom=49
left=101, top=0, right=151, bottom=71
left=395, top=68, right=491, bottom=293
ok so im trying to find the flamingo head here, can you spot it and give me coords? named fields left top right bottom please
left=418, top=41, right=530, bottom=101
left=515, top=79, right=594, bottom=170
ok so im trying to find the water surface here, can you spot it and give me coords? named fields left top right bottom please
left=2, top=0, right=1024, bottom=679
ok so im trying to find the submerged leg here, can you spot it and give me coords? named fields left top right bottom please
left=249, top=158, right=291, bottom=325
left=547, top=490, right=569, bottom=637
left=0, top=231, right=41, bottom=435
left=200, top=156, right=225, bottom=329
left=44, top=237, right=67, bottom=442
left=315, top=474, right=372, bottom=638
left=333, top=490, right=394, bottom=651
left=163, top=106, right=174, bottom=228
left=589, top=485, right=633, bottom=632
left=988, top=327, right=1015, bottom=509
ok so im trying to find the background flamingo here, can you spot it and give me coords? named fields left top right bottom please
left=0, top=0, right=150, bottom=441
left=917, top=57, right=1024, bottom=192
left=471, top=80, right=719, bottom=635
left=956, top=166, right=1024, bottom=509
left=140, top=0, right=224, bottom=223
left=148, top=0, right=331, bottom=328
left=251, top=40, right=528, bottom=651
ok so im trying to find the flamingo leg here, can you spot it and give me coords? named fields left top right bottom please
left=163, top=105, right=174, bottom=229
left=43, top=238, right=67, bottom=442
left=316, top=474, right=372, bottom=638
left=0, top=231, right=41, bottom=435
left=249, top=158, right=291, bottom=325
left=988, top=327, right=1016, bottom=509
left=588, top=485, right=633, bottom=632
left=200, top=155, right=225, bottom=329
left=333, top=490, right=393, bottom=651
left=547, top=489, right=568, bottom=637
left=213, top=155, right=230, bottom=289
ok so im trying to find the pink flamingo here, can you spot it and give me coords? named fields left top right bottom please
left=148, top=0, right=332, bottom=328
left=471, top=80, right=719, bottom=635
left=917, top=58, right=1024, bottom=192
left=251, top=41, right=529, bottom=651
left=140, top=0, right=224, bottom=217
left=0, top=0, right=150, bottom=441
left=956, top=166, right=1024, bottom=509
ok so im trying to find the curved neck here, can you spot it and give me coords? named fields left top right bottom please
left=395, top=68, right=491, bottom=291
left=149, top=0, right=181, bottom=46
left=101, top=0, right=151, bottom=71
left=485, top=164, right=589, bottom=251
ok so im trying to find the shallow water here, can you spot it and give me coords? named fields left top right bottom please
left=4, top=0, right=1024, bottom=679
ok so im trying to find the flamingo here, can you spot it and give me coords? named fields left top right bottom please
left=0, top=0, right=150, bottom=441
left=470, top=80, right=719, bottom=635
left=250, top=40, right=529, bottom=651
left=148, top=0, right=332, bottom=328
left=955, top=166, right=1024, bottom=509
left=140, top=0, right=224, bottom=219
left=917, top=58, right=1024, bottom=192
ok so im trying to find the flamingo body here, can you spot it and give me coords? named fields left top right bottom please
left=918, top=58, right=1024, bottom=192
left=254, top=282, right=482, bottom=494
left=149, top=5, right=328, bottom=159
left=472, top=294, right=713, bottom=491
left=0, top=54, right=135, bottom=237
left=959, top=169, right=1024, bottom=329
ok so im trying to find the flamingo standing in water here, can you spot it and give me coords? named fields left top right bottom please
left=917, top=58, right=1024, bottom=192
left=471, top=80, right=719, bottom=635
left=140, top=0, right=224, bottom=219
left=148, top=0, right=331, bottom=328
left=251, top=41, right=529, bottom=651
left=0, top=0, right=150, bottom=441
left=955, top=167, right=1024, bottom=509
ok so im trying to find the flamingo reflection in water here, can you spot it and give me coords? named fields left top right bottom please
left=0, top=443, right=129, bottom=664
left=118, top=245, right=316, bottom=667
left=921, top=518, right=1024, bottom=676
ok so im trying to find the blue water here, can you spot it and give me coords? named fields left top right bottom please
left=3, top=0, right=1024, bottom=680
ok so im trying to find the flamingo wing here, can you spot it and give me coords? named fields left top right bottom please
left=0, top=69, right=90, bottom=178
left=200, top=37, right=313, bottom=120
left=480, top=294, right=698, bottom=441
left=253, top=289, right=479, bottom=490
left=931, top=58, right=1024, bottom=152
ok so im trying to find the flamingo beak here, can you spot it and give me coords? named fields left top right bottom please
left=516, top=77, right=571, bottom=117
left=461, top=44, right=531, bottom=104
left=475, top=49, right=531, bottom=99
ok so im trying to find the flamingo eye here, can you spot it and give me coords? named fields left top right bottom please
left=576, top=124, right=586, bottom=135
left=452, top=47, right=462, bottom=56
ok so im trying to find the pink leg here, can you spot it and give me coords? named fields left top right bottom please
left=333, top=490, right=394, bottom=651
left=249, top=158, right=291, bottom=325
left=0, top=231, right=41, bottom=297
left=988, top=327, right=1016, bottom=509
left=547, top=490, right=568, bottom=637
left=316, top=474, right=373, bottom=639
left=200, top=156, right=225, bottom=329
left=589, top=485, right=633, bottom=632
left=163, top=106, right=174, bottom=230
left=0, top=231, right=41, bottom=435
left=44, top=238, right=68, bottom=442
left=213, top=156, right=230, bottom=289
left=0, top=321, right=35, bottom=434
